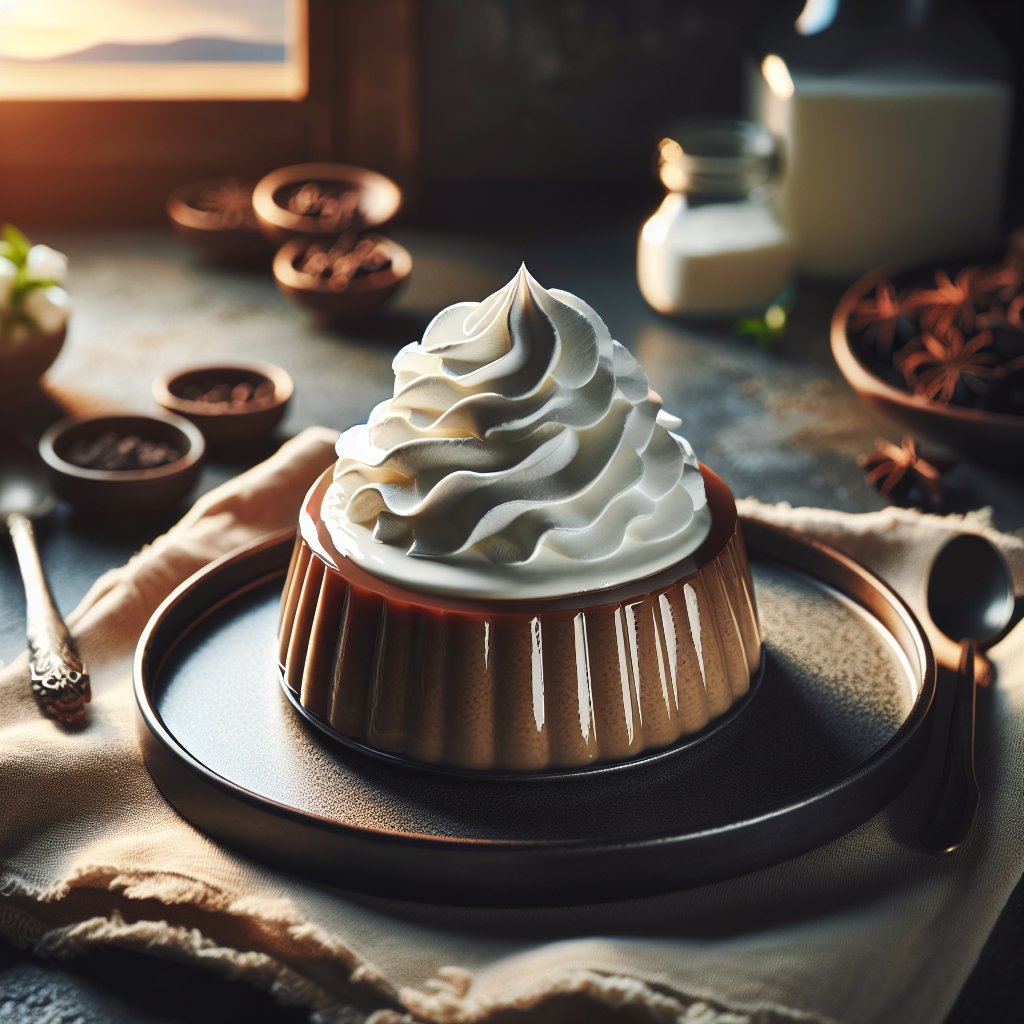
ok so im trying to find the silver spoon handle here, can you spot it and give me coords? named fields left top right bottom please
left=7, top=512, right=91, bottom=725
left=922, top=639, right=979, bottom=854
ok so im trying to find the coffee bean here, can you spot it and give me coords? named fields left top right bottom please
left=66, top=432, right=184, bottom=471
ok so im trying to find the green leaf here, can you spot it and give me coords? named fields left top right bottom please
left=2, top=224, right=31, bottom=266
left=734, top=300, right=791, bottom=353
left=735, top=317, right=767, bottom=336
left=12, top=277, right=59, bottom=304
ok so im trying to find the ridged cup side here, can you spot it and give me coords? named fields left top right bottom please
left=278, top=509, right=761, bottom=773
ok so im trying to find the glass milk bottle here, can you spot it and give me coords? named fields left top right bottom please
left=750, top=0, right=1012, bottom=279
left=637, top=119, right=794, bottom=318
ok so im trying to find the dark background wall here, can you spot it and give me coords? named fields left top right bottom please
left=416, top=0, right=1024, bottom=228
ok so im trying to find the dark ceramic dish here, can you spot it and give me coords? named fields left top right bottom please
left=252, top=162, right=402, bottom=246
left=135, top=521, right=934, bottom=905
left=39, top=412, right=205, bottom=518
left=273, top=234, right=411, bottom=320
left=153, top=361, right=293, bottom=450
left=831, top=254, right=1024, bottom=460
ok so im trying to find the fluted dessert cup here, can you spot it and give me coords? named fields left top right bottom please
left=278, top=464, right=761, bottom=774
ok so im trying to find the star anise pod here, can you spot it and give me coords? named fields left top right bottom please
left=898, top=326, right=1003, bottom=404
left=189, top=180, right=256, bottom=229
left=1006, top=229, right=1024, bottom=281
left=978, top=292, right=1024, bottom=334
left=970, top=263, right=1020, bottom=305
left=848, top=279, right=909, bottom=356
left=859, top=436, right=949, bottom=508
left=906, top=267, right=1007, bottom=333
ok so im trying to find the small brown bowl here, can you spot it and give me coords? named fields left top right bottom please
left=39, top=413, right=205, bottom=519
left=153, top=361, right=293, bottom=450
left=167, top=178, right=272, bottom=264
left=0, top=327, right=66, bottom=408
left=832, top=259, right=1024, bottom=461
left=252, top=162, right=402, bottom=245
left=273, top=235, right=411, bottom=321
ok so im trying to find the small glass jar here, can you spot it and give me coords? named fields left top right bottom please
left=637, top=119, right=793, bottom=318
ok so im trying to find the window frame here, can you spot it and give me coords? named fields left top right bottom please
left=0, top=0, right=418, bottom=227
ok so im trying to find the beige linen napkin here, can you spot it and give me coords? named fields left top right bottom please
left=2, top=426, right=1023, bottom=1024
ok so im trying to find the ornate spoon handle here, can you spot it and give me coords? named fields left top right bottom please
left=7, top=512, right=91, bottom=725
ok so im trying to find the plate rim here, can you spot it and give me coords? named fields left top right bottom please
left=133, top=521, right=936, bottom=896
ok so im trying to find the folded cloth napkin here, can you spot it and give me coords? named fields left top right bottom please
left=2, top=426, right=1023, bottom=1024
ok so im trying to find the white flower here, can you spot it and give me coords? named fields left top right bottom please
left=21, top=285, right=70, bottom=335
left=26, top=244, right=68, bottom=285
left=0, top=256, right=16, bottom=311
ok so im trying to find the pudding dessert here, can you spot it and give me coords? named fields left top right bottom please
left=278, top=267, right=761, bottom=772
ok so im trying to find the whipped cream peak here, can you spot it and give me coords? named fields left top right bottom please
left=323, top=266, right=711, bottom=598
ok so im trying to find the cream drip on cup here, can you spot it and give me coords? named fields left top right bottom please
left=323, top=265, right=710, bottom=598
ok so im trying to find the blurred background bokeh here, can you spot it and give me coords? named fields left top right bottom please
left=1, top=0, right=1020, bottom=233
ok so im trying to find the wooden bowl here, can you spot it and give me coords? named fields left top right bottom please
left=166, top=178, right=272, bottom=264
left=273, top=235, right=411, bottom=321
left=153, top=361, right=293, bottom=450
left=0, top=327, right=66, bottom=406
left=39, top=413, right=205, bottom=519
left=831, top=259, right=1024, bottom=462
left=252, top=163, right=402, bottom=245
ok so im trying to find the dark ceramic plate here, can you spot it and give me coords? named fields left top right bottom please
left=135, top=522, right=934, bottom=906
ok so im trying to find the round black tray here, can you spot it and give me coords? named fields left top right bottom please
left=135, top=521, right=935, bottom=906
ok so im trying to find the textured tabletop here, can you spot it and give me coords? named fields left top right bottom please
left=1, top=224, right=1022, bottom=1021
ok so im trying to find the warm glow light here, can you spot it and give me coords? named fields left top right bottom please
left=0, top=0, right=288, bottom=61
left=641, top=195, right=683, bottom=245
left=641, top=214, right=671, bottom=247
left=658, top=137, right=683, bottom=165
left=761, top=54, right=795, bottom=101
left=0, top=0, right=305, bottom=99
left=795, top=0, right=839, bottom=36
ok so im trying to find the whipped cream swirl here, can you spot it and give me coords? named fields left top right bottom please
left=323, top=266, right=710, bottom=597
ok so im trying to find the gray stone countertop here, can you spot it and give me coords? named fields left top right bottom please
left=1, top=224, right=1022, bottom=1021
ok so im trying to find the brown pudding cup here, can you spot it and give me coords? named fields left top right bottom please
left=278, top=466, right=761, bottom=774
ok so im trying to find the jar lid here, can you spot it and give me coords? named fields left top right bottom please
left=657, top=119, right=781, bottom=194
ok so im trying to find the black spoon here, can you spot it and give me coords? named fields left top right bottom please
left=0, top=438, right=91, bottom=725
left=922, top=533, right=1015, bottom=854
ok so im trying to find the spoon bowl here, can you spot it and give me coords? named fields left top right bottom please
left=928, top=534, right=1016, bottom=646
left=0, top=437, right=55, bottom=522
